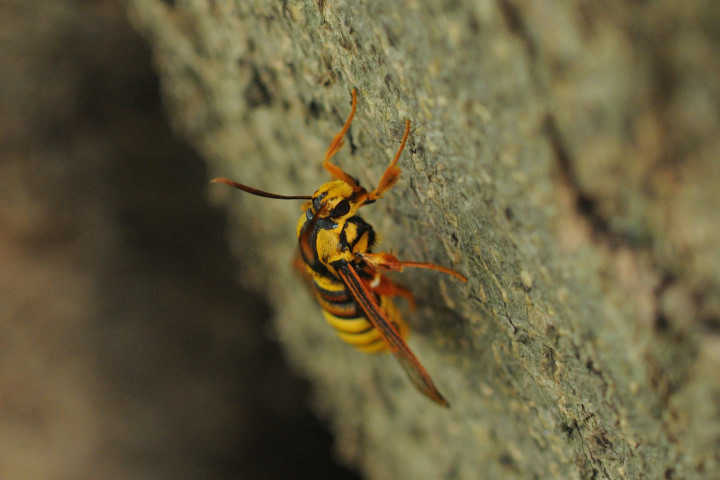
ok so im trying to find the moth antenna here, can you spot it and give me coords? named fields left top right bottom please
left=212, top=178, right=312, bottom=200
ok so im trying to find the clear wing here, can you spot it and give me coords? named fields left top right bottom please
left=335, top=260, right=449, bottom=407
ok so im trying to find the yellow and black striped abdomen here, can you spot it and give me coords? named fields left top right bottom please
left=311, top=272, right=408, bottom=354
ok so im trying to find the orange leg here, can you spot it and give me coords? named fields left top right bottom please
left=321, top=89, right=412, bottom=207
left=369, top=274, right=416, bottom=310
left=359, top=251, right=467, bottom=282
left=367, top=119, right=411, bottom=202
left=323, top=89, right=360, bottom=189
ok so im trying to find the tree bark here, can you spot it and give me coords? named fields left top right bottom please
left=128, top=1, right=720, bottom=478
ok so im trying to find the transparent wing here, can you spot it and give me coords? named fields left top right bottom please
left=335, top=261, right=449, bottom=407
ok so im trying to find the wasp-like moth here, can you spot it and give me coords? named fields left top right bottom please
left=213, top=89, right=466, bottom=406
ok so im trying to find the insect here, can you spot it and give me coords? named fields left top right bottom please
left=213, top=89, right=466, bottom=406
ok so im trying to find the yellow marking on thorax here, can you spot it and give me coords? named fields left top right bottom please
left=316, top=228, right=351, bottom=266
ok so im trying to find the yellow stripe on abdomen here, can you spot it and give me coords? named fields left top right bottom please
left=319, top=296, right=409, bottom=354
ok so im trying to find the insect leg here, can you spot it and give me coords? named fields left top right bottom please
left=368, top=274, right=416, bottom=310
left=359, top=251, right=467, bottom=282
left=367, top=119, right=411, bottom=202
left=323, top=89, right=360, bottom=189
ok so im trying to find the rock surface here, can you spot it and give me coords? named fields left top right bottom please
left=128, top=1, right=720, bottom=478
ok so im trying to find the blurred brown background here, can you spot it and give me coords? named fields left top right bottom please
left=0, top=1, right=359, bottom=478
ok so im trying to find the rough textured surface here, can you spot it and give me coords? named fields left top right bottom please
left=124, top=1, right=720, bottom=479
left=0, top=1, right=359, bottom=478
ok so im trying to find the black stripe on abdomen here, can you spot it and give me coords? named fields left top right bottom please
left=312, top=277, right=386, bottom=352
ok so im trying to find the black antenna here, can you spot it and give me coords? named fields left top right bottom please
left=211, top=178, right=312, bottom=200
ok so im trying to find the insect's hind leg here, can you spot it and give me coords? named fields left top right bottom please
left=359, top=251, right=467, bottom=282
left=370, top=274, right=416, bottom=310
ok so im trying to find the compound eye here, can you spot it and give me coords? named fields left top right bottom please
left=330, top=199, right=351, bottom=218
